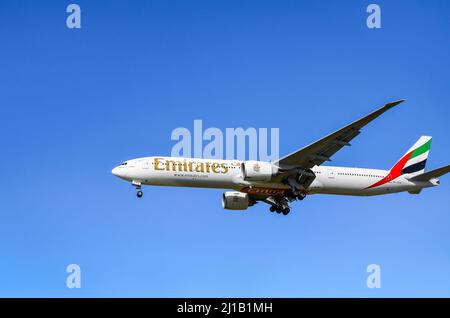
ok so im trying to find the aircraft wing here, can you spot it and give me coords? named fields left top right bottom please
left=273, top=100, right=405, bottom=169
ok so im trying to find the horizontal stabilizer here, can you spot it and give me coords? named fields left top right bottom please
left=410, top=164, right=450, bottom=182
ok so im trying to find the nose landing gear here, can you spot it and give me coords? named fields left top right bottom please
left=132, top=180, right=143, bottom=199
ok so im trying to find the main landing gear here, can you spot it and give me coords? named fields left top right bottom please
left=269, top=205, right=291, bottom=215
left=267, top=191, right=307, bottom=216
left=284, top=177, right=307, bottom=202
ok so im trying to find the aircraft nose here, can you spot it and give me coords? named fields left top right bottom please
left=112, top=166, right=122, bottom=177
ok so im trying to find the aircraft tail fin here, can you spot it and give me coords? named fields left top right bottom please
left=410, top=164, right=450, bottom=182
left=390, top=136, right=432, bottom=178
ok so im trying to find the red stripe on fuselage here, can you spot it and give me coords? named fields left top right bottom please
left=365, top=151, right=413, bottom=189
left=240, top=187, right=287, bottom=196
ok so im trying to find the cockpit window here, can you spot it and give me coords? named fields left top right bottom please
left=121, top=162, right=128, bottom=166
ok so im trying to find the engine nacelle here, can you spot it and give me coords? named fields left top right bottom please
left=241, top=161, right=278, bottom=181
left=222, top=191, right=249, bottom=210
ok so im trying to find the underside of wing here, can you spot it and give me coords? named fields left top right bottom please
left=273, top=100, right=405, bottom=169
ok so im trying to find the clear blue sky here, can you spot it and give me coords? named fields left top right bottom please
left=1, top=0, right=449, bottom=297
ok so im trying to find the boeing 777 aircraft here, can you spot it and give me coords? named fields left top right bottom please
left=112, top=100, right=450, bottom=215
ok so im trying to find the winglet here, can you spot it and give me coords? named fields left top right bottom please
left=385, top=99, right=405, bottom=109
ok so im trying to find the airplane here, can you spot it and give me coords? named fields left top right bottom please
left=112, top=100, right=450, bottom=216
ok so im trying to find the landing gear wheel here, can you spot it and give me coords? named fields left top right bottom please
left=297, top=193, right=306, bottom=200
left=137, top=190, right=143, bottom=198
left=269, top=206, right=276, bottom=212
left=282, top=208, right=290, bottom=215
left=276, top=207, right=282, bottom=214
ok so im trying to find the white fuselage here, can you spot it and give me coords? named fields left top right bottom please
left=112, top=156, right=437, bottom=196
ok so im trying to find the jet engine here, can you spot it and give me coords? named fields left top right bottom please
left=241, top=161, right=278, bottom=181
left=222, top=192, right=250, bottom=210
